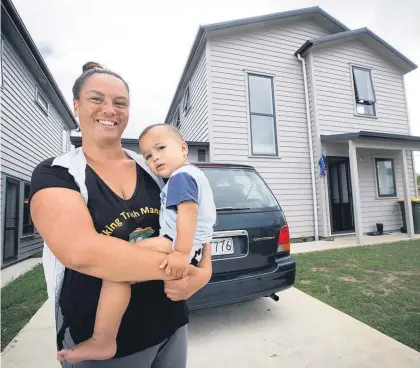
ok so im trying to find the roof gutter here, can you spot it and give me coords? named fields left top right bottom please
left=297, top=53, right=319, bottom=241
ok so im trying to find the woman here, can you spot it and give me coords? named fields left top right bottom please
left=29, top=62, right=212, bottom=367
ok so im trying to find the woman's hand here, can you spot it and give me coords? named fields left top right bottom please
left=164, top=243, right=212, bottom=301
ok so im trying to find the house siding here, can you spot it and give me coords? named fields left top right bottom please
left=177, top=50, right=208, bottom=143
left=207, top=19, right=332, bottom=238
left=1, top=35, right=69, bottom=265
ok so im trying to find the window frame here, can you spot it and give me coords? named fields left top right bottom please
left=246, top=72, right=278, bottom=157
left=350, top=65, right=377, bottom=118
left=21, top=182, right=34, bottom=238
left=183, top=85, right=191, bottom=115
left=35, top=86, right=49, bottom=115
left=374, top=158, right=397, bottom=198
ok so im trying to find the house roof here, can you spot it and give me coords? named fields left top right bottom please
left=164, top=6, right=350, bottom=123
left=1, top=0, right=78, bottom=130
left=321, top=131, right=420, bottom=147
left=295, top=28, right=417, bottom=74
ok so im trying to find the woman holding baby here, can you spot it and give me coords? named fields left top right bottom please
left=30, top=62, right=212, bottom=367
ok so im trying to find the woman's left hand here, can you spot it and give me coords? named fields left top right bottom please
left=164, top=244, right=212, bottom=301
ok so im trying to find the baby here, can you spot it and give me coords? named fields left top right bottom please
left=58, top=124, right=216, bottom=363
left=138, top=124, right=217, bottom=275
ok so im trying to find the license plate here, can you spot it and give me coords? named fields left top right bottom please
left=211, top=237, right=234, bottom=256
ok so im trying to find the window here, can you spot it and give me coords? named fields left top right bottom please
left=35, top=86, right=49, bottom=115
left=183, top=86, right=191, bottom=114
left=173, top=108, right=180, bottom=128
left=22, top=183, right=34, bottom=236
left=352, top=67, right=376, bottom=116
left=1, top=37, right=4, bottom=87
left=247, top=74, right=277, bottom=156
left=198, top=149, right=206, bottom=162
left=201, top=167, right=279, bottom=210
left=375, top=158, right=397, bottom=197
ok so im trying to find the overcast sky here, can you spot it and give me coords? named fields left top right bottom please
left=13, top=0, right=420, bottom=172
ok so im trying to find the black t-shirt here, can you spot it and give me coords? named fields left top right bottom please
left=30, top=158, right=189, bottom=358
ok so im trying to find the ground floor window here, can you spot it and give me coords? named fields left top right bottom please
left=2, top=176, right=34, bottom=263
left=375, top=158, right=397, bottom=197
left=22, top=182, right=34, bottom=236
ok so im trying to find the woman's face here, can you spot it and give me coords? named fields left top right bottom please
left=74, top=73, right=130, bottom=144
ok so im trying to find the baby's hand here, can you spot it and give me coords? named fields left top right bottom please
left=159, top=251, right=190, bottom=279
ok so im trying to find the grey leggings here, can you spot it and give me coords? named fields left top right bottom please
left=62, top=325, right=188, bottom=368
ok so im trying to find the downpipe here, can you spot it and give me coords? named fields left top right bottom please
left=297, top=53, right=319, bottom=241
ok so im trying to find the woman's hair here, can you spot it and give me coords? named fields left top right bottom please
left=72, top=61, right=130, bottom=100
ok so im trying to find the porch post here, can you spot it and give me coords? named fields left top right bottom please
left=400, top=149, right=415, bottom=238
left=349, top=140, right=363, bottom=244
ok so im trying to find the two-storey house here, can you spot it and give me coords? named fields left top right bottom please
left=164, top=6, right=419, bottom=243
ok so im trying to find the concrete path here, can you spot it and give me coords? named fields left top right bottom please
left=2, top=289, right=419, bottom=368
left=292, top=232, right=419, bottom=254
left=1, top=257, right=42, bottom=288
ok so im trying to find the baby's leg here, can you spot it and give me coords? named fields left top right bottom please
left=57, top=280, right=130, bottom=363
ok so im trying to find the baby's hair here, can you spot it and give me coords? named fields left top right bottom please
left=72, top=61, right=129, bottom=100
left=139, top=123, right=183, bottom=144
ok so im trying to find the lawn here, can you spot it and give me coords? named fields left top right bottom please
left=1, top=264, right=47, bottom=350
left=294, top=240, right=420, bottom=352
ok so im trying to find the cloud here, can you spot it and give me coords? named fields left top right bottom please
left=13, top=0, right=420, bottom=171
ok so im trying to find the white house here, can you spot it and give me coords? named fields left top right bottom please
left=164, top=6, right=419, bottom=243
left=1, top=0, right=78, bottom=267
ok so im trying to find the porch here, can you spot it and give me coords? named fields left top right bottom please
left=320, top=131, right=420, bottom=244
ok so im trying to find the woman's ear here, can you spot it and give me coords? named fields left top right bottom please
left=73, top=100, right=79, bottom=118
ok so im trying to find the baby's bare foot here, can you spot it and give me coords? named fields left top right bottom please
left=57, top=336, right=116, bottom=363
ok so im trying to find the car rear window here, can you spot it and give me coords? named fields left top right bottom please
left=200, top=167, right=279, bottom=211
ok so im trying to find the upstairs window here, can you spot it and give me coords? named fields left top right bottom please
left=247, top=74, right=278, bottom=156
left=183, top=86, right=191, bottom=114
left=35, top=86, right=49, bottom=115
left=352, top=67, right=376, bottom=116
left=173, top=108, right=180, bottom=128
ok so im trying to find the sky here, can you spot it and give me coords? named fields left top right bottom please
left=13, top=0, right=420, bottom=172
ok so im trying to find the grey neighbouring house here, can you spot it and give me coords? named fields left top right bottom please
left=1, top=0, right=78, bottom=268
left=164, top=6, right=420, bottom=243
left=70, top=137, right=210, bottom=163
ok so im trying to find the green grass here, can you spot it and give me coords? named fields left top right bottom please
left=294, top=240, right=420, bottom=352
left=1, top=264, right=47, bottom=350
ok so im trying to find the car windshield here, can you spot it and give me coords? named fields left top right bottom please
left=201, top=167, right=279, bottom=210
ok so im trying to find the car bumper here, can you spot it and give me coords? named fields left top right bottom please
left=187, top=256, right=296, bottom=311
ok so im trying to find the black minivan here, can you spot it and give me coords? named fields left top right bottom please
left=188, top=163, right=296, bottom=310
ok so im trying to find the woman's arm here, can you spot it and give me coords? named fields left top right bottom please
left=164, top=243, right=212, bottom=301
left=31, top=188, right=174, bottom=283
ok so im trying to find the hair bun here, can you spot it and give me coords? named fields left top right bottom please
left=82, top=61, right=104, bottom=73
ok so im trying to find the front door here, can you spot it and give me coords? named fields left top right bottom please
left=3, top=178, right=20, bottom=263
left=328, top=158, right=354, bottom=233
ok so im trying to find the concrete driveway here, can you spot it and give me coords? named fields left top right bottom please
left=2, top=288, right=420, bottom=367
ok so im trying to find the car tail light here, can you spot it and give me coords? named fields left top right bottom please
left=277, top=225, right=290, bottom=253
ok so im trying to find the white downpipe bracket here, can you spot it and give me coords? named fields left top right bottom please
left=297, top=54, right=319, bottom=241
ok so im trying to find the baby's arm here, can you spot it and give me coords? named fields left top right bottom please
left=161, top=200, right=198, bottom=278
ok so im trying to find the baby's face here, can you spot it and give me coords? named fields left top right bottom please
left=139, top=126, right=188, bottom=178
